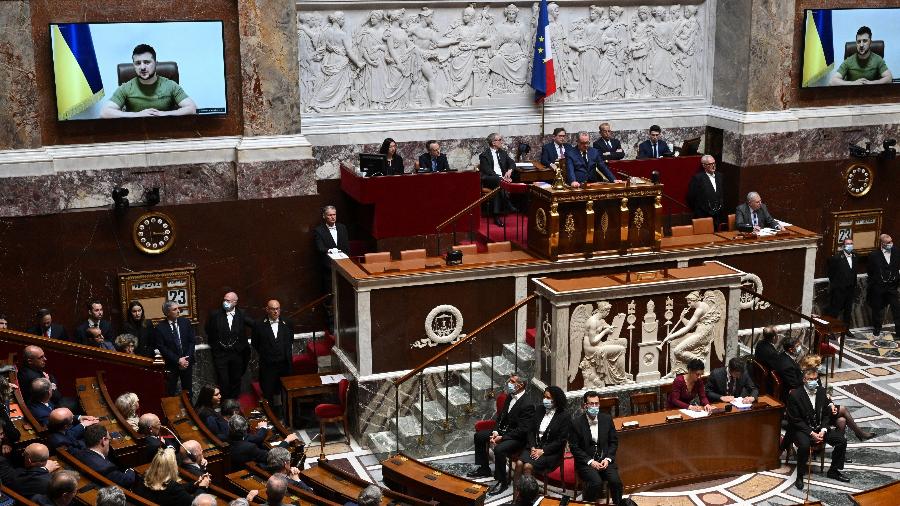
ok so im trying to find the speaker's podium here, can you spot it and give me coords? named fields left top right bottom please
left=526, top=177, right=663, bottom=260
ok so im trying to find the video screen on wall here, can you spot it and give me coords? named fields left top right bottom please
left=49, top=21, right=226, bottom=120
left=801, top=8, right=900, bottom=88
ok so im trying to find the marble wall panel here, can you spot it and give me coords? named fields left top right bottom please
left=711, top=0, right=751, bottom=111
left=235, top=159, right=317, bottom=200
left=239, top=0, right=302, bottom=137
left=745, top=0, right=795, bottom=112
left=0, top=1, right=41, bottom=150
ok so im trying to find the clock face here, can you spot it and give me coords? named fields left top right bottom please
left=133, top=212, right=176, bottom=254
left=845, top=164, right=874, bottom=197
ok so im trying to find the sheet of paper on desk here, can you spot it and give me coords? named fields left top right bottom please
left=730, top=398, right=752, bottom=410
left=328, top=252, right=349, bottom=259
left=758, top=228, right=779, bottom=237
left=776, top=220, right=792, bottom=228
left=679, top=408, right=709, bottom=418
left=320, top=374, right=346, bottom=384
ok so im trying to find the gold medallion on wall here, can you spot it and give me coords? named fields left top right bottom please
left=535, top=208, right=547, bottom=235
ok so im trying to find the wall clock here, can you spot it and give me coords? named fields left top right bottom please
left=844, top=163, right=874, bottom=197
left=133, top=212, right=176, bottom=254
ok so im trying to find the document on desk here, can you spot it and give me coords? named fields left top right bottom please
left=320, top=374, right=346, bottom=384
left=731, top=398, right=753, bottom=410
left=328, top=252, right=349, bottom=259
left=757, top=228, right=779, bottom=237
left=679, top=408, right=709, bottom=418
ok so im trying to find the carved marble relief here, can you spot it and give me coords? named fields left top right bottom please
left=298, top=3, right=707, bottom=114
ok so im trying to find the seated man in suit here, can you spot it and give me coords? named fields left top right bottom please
left=540, top=127, right=572, bottom=167
left=13, top=443, right=60, bottom=499
left=705, top=357, right=758, bottom=404
left=478, top=132, right=517, bottom=227
left=84, top=327, right=116, bottom=350
left=569, top=390, right=624, bottom=506
left=417, top=140, right=450, bottom=173
left=787, top=366, right=850, bottom=490
left=735, top=191, right=781, bottom=233
left=266, top=474, right=289, bottom=506
left=74, top=300, right=115, bottom=346
left=46, top=408, right=98, bottom=452
left=636, top=125, right=672, bottom=159
left=827, top=238, right=858, bottom=326
left=753, top=326, right=780, bottom=371
left=155, top=301, right=196, bottom=396
left=179, top=439, right=207, bottom=476
left=593, top=122, right=626, bottom=161
left=565, top=132, right=616, bottom=188
left=74, top=424, right=136, bottom=487
left=18, top=345, right=61, bottom=406
left=686, top=155, right=726, bottom=230
left=467, top=374, right=534, bottom=496
left=28, top=377, right=55, bottom=426
left=228, top=414, right=299, bottom=469
left=31, top=469, right=78, bottom=506
left=26, top=309, right=68, bottom=341
left=265, top=446, right=314, bottom=492
left=138, top=413, right=163, bottom=461
left=772, top=336, right=804, bottom=398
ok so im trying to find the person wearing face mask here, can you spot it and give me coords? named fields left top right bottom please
left=516, top=386, right=570, bottom=483
left=569, top=391, right=624, bottom=506
left=786, top=367, right=850, bottom=490
left=867, top=234, right=900, bottom=337
left=771, top=336, right=804, bottom=400
left=826, top=238, right=858, bottom=327
left=467, top=374, right=534, bottom=497
left=205, top=291, right=254, bottom=400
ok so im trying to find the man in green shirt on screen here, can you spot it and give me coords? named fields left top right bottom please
left=101, top=44, right=197, bottom=118
left=831, top=26, right=893, bottom=86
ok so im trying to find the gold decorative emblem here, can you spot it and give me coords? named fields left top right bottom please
left=564, top=213, right=576, bottom=239
left=844, top=163, right=874, bottom=197
left=633, top=208, right=645, bottom=231
left=535, top=208, right=547, bottom=234
left=133, top=211, right=176, bottom=254
left=601, top=211, right=609, bottom=239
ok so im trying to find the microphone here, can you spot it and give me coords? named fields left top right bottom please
left=615, top=170, right=632, bottom=180
left=159, top=425, right=185, bottom=449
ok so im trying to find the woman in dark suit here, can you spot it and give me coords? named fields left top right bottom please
left=194, top=384, right=228, bottom=440
left=667, top=358, right=714, bottom=413
left=379, top=138, right=404, bottom=175
left=122, top=300, right=155, bottom=358
left=518, top=385, right=570, bottom=479
left=135, top=447, right=210, bottom=506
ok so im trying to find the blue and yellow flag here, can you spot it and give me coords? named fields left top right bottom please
left=802, top=10, right=834, bottom=87
left=51, top=24, right=104, bottom=120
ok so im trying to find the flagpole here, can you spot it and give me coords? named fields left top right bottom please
left=540, top=100, right=545, bottom=138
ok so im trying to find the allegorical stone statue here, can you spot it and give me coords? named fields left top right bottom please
left=488, top=4, right=530, bottom=95
left=569, top=301, right=632, bottom=388
left=308, top=11, right=363, bottom=113
left=658, top=290, right=726, bottom=377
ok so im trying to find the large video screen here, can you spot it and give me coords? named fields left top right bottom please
left=801, top=8, right=900, bottom=88
left=50, top=21, right=226, bottom=120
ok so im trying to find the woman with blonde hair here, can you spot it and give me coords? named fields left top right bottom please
left=135, top=447, right=211, bottom=505
left=115, top=392, right=140, bottom=431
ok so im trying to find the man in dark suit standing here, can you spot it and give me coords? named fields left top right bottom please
left=592, top=122, right=625, bottom=161
left=787, top=367, right=850, bottom=490
left=313, top=205, right=350, bottom=296
left=827, top=238, right=858, bottom=326
left=74, top=300, right=114, bottom=346
left=540, top=128, right=572, bottom=167
left=467, top=374, right=534, bottom=496
left=569, top=391, right=624, bottom=506
left=26, top=309, right=68, bottom=341
left=74, top=424, right=136, bottom=487
left=478, top=132, right=517, bottom=227
left=565, top=132, right=615, bottom=188
left=735, top=191, right=781, bottom=233
left=251, top=300, right=294, bottom=418
left=705, top=357, right=758, bottom=403
left=417, top=140, right=450, bottom=172
left=867, top=234, right=900, bottom=337
left=205, top=291, right=253, bottom=400
left=686, top=155, right=726, bottom=230
left=636, top=125, right=672, bottom=159
left=154, top=301, right=196, bottom=396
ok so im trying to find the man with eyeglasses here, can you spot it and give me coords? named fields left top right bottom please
left=735, top=191, right=781, bottom=233
left=540, top=128, right=573, bottom=167
left=569, top=391, right=624, bottom=505
left=686, top=155, right=726, bottom=229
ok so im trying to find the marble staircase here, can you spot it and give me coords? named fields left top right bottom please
left=364, top=340, right=536, bottom=459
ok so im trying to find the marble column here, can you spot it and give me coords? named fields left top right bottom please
left=0, top=1, right=41, bottom=150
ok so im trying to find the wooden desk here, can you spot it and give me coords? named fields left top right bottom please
left=281, top=374, right=338, bottom=429
left=226, top=469, right=340, bottom=506
left=660, top=233, right=728, bottom=249
left=1, top=485, right=40, bottom=506
left=850, top=478, right=900, bottom=505
left=134, top=463, right=235, bottom=506
left=160, top=395, right=228, bottom=482
left=56, top=447, right=156, bottom=506
left=527, top=181, right=664, bottom=260
left=381, top=453, right=487, bottom=506
left=360, top=250, right=536, bottom=275
left=513, top=164, right=554, bottom=183
left=614, top=395, right=783, bottom=492
left=297, top=460, right=432, bottom=506
left=74, top=376, right=139, bottom=465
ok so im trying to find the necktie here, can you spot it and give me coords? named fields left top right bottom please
left=171, top=321, right=182, bottom=354
left=752, top=211, right=758, bottom=227
left=557, top=144, right=563, bottom=159
left=727, top=377, right=735, bottom=396
left=582, top=151, right=588, bottom=165
left=652, top=143, right=657, bottom=158
left=431, top=158, right=437, bottom=172
left=46, top=329, right=51, bottom=338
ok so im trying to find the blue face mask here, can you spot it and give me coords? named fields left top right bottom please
left=844, top=244, right=853, bottom=253
left=507, top=382, right=517, bottom=394
left=223, top=301, right=233, bottom=311
left=885, top=243, right=894, bottom=252
left=805, top=379, right=818, bottom=391
left=542, top=399, right=553, bottom=410
left=586, top=406, right=600, bottom=417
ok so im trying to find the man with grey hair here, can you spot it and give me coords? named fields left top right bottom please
left=192, top=494, right=217, bottom=506
left=229, top=414, right=300, bottom=469
left=686, top=154, right=726, bottom=229
left=28, top=377, right=55, bottom=426
left=478, top=132, right=517, bottom=227
left=357, top=485, right=383, bottom=506
left=96, top=486, right=126, bottom=506
left=32, top=469, right=79, bottom=506
left=138, top=413, right=163, bottom=460
left=265, top=446, right=313, bottom=491
left=565, top=131, right=614, bottom=187
left=735, top=191, right=780, bottom=233
left=314, top=204, right=350, bottom=329
left=154, top=300, right=196, bottom=395
left=266, top=474, right=289, bottom=506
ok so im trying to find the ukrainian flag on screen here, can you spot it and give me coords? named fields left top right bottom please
left=802, top=10, right=834, bottom=87
left=51, top=24, right=104, bottom=120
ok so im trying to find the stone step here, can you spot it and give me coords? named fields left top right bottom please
left=502, top=341, right=536, bottom=365
left=433, top=385, right=484, bottom=417
left=410, top=399, right=447, bottom=425
left=457, top=368, right=495, bottom=395
left=366, top=431, right=401, bottom=457
left=480, top=354, right=525, bottom=380
left=394, top=415, right=424, bottom=439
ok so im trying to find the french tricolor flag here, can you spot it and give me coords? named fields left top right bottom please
left=530, top=0, right=556, bottom=103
